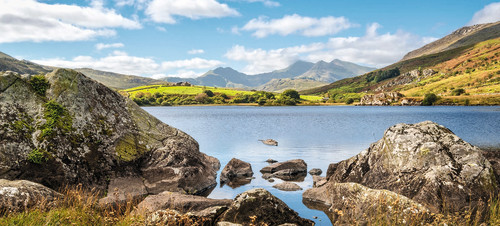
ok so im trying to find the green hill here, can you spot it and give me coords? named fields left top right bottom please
left=75, top=68, right=167, bottom=90
left=0, top=51, right=50, bottom=75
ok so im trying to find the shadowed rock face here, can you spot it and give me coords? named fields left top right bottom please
left=260, top=159, right=307, bottom=181
left=220, top=158, right=253, bottom=185
left=0, top=69, right=219, bottom=197
left=326, top=121, right=497, bottom=213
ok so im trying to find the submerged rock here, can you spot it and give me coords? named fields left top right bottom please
left=273, top=182, right=302, bottom=191
left=220, top=158, right=253, bottom=185
left=218, top=188, right=314, bottom=225
left=325, top=121, right=497, bottom=213
left=265, top=159, right=278, bottom=163
left=0, top=179, right=62, bottom=214
left=308, top=168, right=322, bottom=176
left=0, top=69, right=219, bottom=197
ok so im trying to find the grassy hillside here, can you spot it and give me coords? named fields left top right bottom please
left=121, top=85, right=323, bottom=106
left=76, top=68, right=166, bottom=90
left=0, top=51, right=50, bottom=75
left=301, top=38, right=500, bottom=105
left=257, top=78, right=328, bottom=92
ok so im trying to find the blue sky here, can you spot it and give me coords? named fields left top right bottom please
left=1, top=0, right=500, bottom=78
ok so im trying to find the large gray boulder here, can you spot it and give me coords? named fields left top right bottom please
left=0, top=179, right=62, bottom=214
left=220, top=158, right=253, bottom=187
left=325, top=121, right=497, bottom=213
left=303, top=182, right=431, bottom=225
left=218, top=188, right=314, bottom=225
left=0, top=69, right=219, bottom=197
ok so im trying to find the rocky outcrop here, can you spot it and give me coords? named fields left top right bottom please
left=325, top=121, right=497, bottom=213
left=303, top=182, right=431, bottom=225
left=359, top=92, right=404, bottom=105
left=220, top=158, right=253, bottom=187
left=0, top=70, right=219, bottom=197
left=0, top=179, right=62, bottom=214
left=98, top=176, right=147, bottom=206
left=260, top=159, right=307, bottom=181
left=273, top=182, right=302, bottom=191
left=218, top=188, right=314, bottom=225
left=374, top=69, right=436, bottom=92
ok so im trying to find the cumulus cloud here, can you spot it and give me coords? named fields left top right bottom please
left=468, top=2, right=500, bottom=25
left=244, top=0, right=280, bottom=7
left=146, top=0, right=240, bottom=24
left=32, top=51, right=222, bottom=78
left=95, top=42, right=125, bottom=50
left=241, top=14, right=355, bottom=38
left=188, top=49, right=205, bottom=54
left=0, top=0, right=140, bottom=43
left=226, top=23, right=435, bottom=73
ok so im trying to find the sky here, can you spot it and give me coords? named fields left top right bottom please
left=1, top=0, right=500, bottom=79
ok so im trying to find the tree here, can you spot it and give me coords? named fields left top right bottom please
left=282, top=89, right=300, bottom=100
left=451, top=88, right=466, bottom=96
left=422, top=93, right=438, bottom=106
left=203, top=90, right=214, bottom=97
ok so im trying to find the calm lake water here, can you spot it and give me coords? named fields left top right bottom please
left=144, top=105, right=500, bottom=225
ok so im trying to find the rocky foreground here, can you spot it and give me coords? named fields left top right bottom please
left=1, top=69, right=499, bottom=225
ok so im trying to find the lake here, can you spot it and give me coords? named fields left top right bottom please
left=144, top=105, right=500, bottom=225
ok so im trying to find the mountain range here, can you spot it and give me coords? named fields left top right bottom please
left=302, top=21, right=500, bottom=105
left=162, top=59, right=375, bottom=92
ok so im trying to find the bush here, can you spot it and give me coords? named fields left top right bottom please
left=203, top=90, right=214, bottom=97
left=422, top=93, right=438, bottom=106
left=29, top=75, right=50, bottom=96
left=281, top=89, right=300, bottom=100
left=451, top=88, right=466, bottom=96
left=345, top=98, right=354, bottom=104
left=27, top=149, right=49, bottom=164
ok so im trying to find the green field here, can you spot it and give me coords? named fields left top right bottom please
left=121, top=85, right=324, bottom=106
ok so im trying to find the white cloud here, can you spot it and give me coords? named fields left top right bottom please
left=0, top=0, right=140, bottom=43
left=32, top=51, right=222, bottom=78
left=224, top=43, right=324, bottom=74
left=161, top=58, right=222, bottom=70
left=188, top=49, right=205, bottom=54
left=95, top=42, right=125, bottom=50
left=241, top=14, right=355, bottom=38
left=468, top=2, right=500, bottom=25
left=244, top=0, right=280, bottom=7
left=146, top=0, right=240, bottom=24
left=156, top=26, right=167, bottom=32
left=226, top=23, right=435, bottom=73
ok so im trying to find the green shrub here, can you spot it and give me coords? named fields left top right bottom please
left=40, top=100, right=73, bottom=139
left=345, top=98, right=354, bottom=104
left=281, top=89, right=300, bottom=100
left=451, top=88, right=466, bottom=96
left=27, top=149, right=49, bottom=164
left=203, top=90, right=214, bottom=97
left=422, top=93, right=438, bottom=106
left=29, top=75, right=50, bottom=96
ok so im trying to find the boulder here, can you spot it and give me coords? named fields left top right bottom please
left=220, top=158, right=253, bottom=184
left=146, top=207, right=228, bottom=225
left=312, top=175, right=327, bottom=188
left=272, top=182, right=302, bottom=191
left=260, top=159, right=307, bottom=181
left=265, top=159, right=278, bottom=163
left=326, top=121, right=497, bottom=213
left=98, top=176, right=147, bottom=206
left=308, top=168, right=322, bottom=175
left=260, top=139, right=278, bottom=146
left=134, top=191, right=232, bottom=216
left=0, top=70, right=219, bottom=196
left=303, top=182, right=431, bottom=225
left=218, top=188, right=314, bottom=225
left=359, top=92, right=403, bottom=106
left=0, top=179, right=62, bottom=214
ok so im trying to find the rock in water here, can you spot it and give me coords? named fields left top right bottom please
left=308, top=168, right=322, bottom=175
left=0, top=179, right=62, bottom=213
left=260, top=159, right=307, bottom=181
left=0, top=69, right=219, bottom=196
left=220, top=158, right=253, bottom=184
left=272, top=182, right=302, bottom=191
left=325, top=121, right=497, bottom=213
left=259, top=139, right=278, bottom=146
left=218, top=188, right=314, bottom=225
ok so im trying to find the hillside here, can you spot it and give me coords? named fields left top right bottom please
left=0, top=51, right=51, bottom=75
left=302, top=36, right=500, bottom=105
left=163, top=60, right=374, bottom=91
left=75, top=68, right=167, bottom=90
left=402, top=21, right=500, bottom=61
